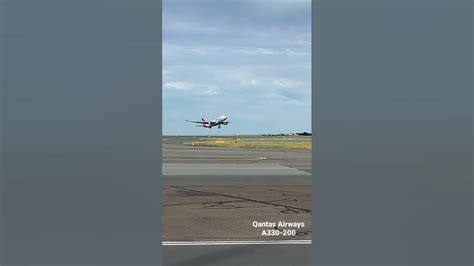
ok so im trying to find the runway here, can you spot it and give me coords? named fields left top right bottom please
left=164, top=243, right=311, bottom=266
left=163, top=163, right=310, bottom=176
left=163, top=136, right=312, bottom=174
left=163, top=136, right=312, bottom=264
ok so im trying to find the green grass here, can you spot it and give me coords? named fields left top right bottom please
left=188, top=136, right=311, bottom=150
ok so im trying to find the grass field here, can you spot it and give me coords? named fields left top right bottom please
left=187, top=136, right=311, bottom=150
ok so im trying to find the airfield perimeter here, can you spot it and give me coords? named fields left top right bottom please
left=163, top=136, right=312, bottom=242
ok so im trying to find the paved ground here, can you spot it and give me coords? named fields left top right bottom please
left=163, top=136, right=312, bottom=244
left=163, top=163, right=310, bottom=176
left=163, top=244, right=312, bottom=266
left=163, top=136, right=312, bottom=174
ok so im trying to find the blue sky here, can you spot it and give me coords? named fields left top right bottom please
left=163, top=0, right=311, bottom=135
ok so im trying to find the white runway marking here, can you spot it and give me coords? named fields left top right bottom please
left=162, top=240, right=311, bottom=246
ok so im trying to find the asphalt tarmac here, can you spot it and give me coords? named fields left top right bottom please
left=163, top=136, right=312, bottom=265
left=163, top=136, right=312, bottom=174
left=163, top=244, right=312, bottom=266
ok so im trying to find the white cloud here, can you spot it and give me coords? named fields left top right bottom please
left=164, top=81, right=193, bottom=91
left=164, top=81, right=221, bottom=96
left=272, top=78, right=303, bottom=89
left=164, top=43, right=310, bottom=57
left=163, top=70, right=173, bottom=81
left=240, top=79, right=261, bottom=87
left=163, top=17, right=221, bottom=35
left=199, top=87, right=221, bottom=95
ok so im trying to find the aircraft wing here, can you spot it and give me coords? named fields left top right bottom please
left=186, top=119, right=208, bottom=124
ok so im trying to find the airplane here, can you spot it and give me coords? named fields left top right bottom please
left=186, top=115, right=229, bottom=129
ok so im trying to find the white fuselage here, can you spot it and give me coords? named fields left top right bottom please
left=208, top=115, right=228, bottom=128
left=186, top=115, right=229, bottom=129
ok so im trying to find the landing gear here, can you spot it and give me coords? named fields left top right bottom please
left=218, top=125, right=221, bottom=129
